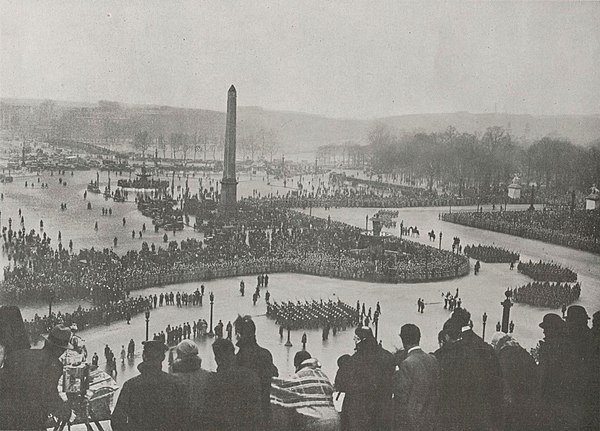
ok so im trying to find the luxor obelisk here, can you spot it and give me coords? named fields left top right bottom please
left=220, top=85, right=238, bottom=212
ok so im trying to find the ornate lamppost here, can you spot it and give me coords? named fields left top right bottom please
left=145, top=308, right=151, bottom=341
left=399, top=221, right=404, bottom=243
left=482, top=312, right=488, bottom=341
left=285, top=317, right=293, bottom=347
left=208, top=292, right=215, bottom=337
left=48, top=288, right=55, bottom=321
left=501, top=290, right=513, bottom=333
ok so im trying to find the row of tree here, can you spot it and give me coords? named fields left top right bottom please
left=132, top=127, right=280, bottom=163
left=368, top=123, right=600, bottom=195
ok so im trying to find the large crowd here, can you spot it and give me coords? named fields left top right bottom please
left=512, top=282, right=581, bottom=309
left=22, top=295, right=152, bottom=341
left=1, top=205, right=469, bottom=306
left=1, top=304, right=599, bottom=431
left=443, top=209, right=600, bottom=254
left=517, top=260, right=578, bottom=283
left=463, top=244, right=519, bottom=263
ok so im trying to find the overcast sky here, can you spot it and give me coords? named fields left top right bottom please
left=1, top=1, right=599, bottom=118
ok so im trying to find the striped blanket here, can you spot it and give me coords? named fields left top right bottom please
left=270, top=360, right=335, bottom=409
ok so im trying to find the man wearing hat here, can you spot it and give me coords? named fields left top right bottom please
left=0, top=324, right=73, bottom=430
left=171, top=340, right=213, bottom=430
left=334, top=326, right=395, bottom=431
left=565, top=305, right=597, bottom=429
left=111, top=340, right=186, bottom=431
left=234, top=315, right=278, bottom=428
left=537, top=313, right=574, bottom=430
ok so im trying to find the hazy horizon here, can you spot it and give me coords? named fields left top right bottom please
left=2, top=1, right=599, bottom=119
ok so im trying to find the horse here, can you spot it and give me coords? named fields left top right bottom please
left=428, top=230, right=436, bottom=241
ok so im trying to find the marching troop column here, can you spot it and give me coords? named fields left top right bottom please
left=220, top=85, right=238, bottom=213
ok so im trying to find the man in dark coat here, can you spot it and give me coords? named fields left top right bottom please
left=434, top=312, right=502, bottom=431
left=171, top=340, right=213, bottom=430
left=537, top=312, right=576, bottom=430
left=335, top=326, right=395, bottom=431
left=454, top=308, right=503, bottom=429
left=111, top=340, right=186, bottom=431
left=0, top=324, right=72, bottom=430
left=490, top=332, right=542, bottom=430
left=564, top=305, right=597, bottom=430
left=206, top=338, right=262, bottom=430
left=234, top=315, right=279, bottom=427
left=393, top=324, right=439, bottom=431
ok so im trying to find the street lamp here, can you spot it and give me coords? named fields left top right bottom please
left=48, top=288, right=55, bottom=320
left=208, top=292, right=215, bottom=337
left=285, top=318, right=293, bottom=347
left=482, top=312, right=488, bottom=341
left=145, top=309, right=151, bottom=341
left=399, top=221, right=403, bottom=243
left=501, top=290, right=513, bottom=333
left=439, top=232, right=442, bottom=250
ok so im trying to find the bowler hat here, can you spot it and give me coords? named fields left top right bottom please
left=43, top=324, right=73, bottom=350
left=566, top=305, right=589, bottom=322
left=539, top=313, right=565, bottom=330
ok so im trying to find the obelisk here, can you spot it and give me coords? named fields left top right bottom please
left=220, top=85, right=238, bottom=212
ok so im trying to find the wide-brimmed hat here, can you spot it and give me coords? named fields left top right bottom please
left=539, top=313, right=565, bottom=330
left=43, top=324, right=73, bottom=349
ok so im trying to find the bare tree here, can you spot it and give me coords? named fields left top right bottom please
left=133, top=130, right=151, bottom=159
left=261, top=128, right=280, bottom=162
left=180, top=133, right=192, bottom=162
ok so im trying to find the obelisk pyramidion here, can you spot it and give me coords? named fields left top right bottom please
left=220, top=85, right=238, bottom=212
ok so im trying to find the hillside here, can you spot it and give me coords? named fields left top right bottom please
left=2, top=98, right=599, bottom=156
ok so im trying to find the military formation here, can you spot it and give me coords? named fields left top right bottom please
left=267, top=298, right=357, bottom=332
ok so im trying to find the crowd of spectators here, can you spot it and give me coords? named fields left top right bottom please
left=1, top=204, right=468, bottom=307
left=443, top=209, right=600, bottom=254
left=2, top=299, right=599, bottom=431
left=512, top=282, right=581, bottom=309
left=517, top=260, right=578, bottom=282
left=22, top=295, right=151, bottom=341
left=463, top=244, right=520, bottom=263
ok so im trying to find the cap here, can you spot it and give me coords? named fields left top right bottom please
left=142, top=340, right=168, bottom=354
left=176, top=340, right=198, bottom=358
left=43, top=324, right=73, bottom=350
left=539, top=313, right=565, bottom=330
left=566, top=305, right=590, bottom=322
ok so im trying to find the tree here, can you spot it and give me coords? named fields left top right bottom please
left=169, top=133, right=181, bottom=159
left=133, top=131, right=151, bottom=159
left=158, top=134, right=167, bottom=159
left=179, top=133, right=192, bottom=162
